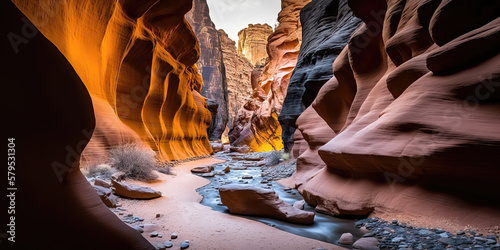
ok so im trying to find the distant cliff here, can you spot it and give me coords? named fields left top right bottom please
left=187, top=0, right=229, bottom=141
left=229, top=0, right=312, bottom=151
left=237, top=24, right=273, bottom=66
left=218, top=30, right=255, bottom=136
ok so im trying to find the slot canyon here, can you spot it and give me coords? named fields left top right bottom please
left=2, top=0, right=500, bottom=249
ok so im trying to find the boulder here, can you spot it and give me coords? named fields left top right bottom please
left=111, top=180, right=161, bottom=199
left=190, top=165, right=214, bottom=173
left=219, top=185, right=314, bottom=224
left=94, top=177, right=111, bottom=188
left=293, top=200, right=306, bottom=210
left=210, top=142, right=224, bottom=153
left=338, top=232, right=354, bottom=245
left=93, top=185, right=119, bottom=208
left=353, top=237, right=379, bottom=250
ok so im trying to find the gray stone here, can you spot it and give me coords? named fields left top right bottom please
left=150, top=231, right=159, bottom=237
left=132, top=226, right=144, bottom=233
left=338, top=233, right=354, bottom=245
left=180, top=241, right=189, bottom=249
left=201, top=172, right=215, bottom=177
left=392, top=237, right=404, bottom=243
left=171, top=233, right=178, bottom=239
left=163, top=240, right=173, bottom=248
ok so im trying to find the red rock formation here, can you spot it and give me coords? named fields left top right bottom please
left=219, top=185, right=315, bottom=224
left=291, top=0, right=500, bottom=228
left=237, top=24, right=274, bottom=66
left=13, top=0, right=213, bottom=165
left=229, top=0, right=312, bottom=151
left=218, top=29, right=255, bottom=136
left=186, top=0, right=229, bottom=141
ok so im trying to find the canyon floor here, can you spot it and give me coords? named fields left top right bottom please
left=113, top=156, right=343, bottom=250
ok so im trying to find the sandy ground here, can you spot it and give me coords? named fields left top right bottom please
left=118, top=157, right=344, bottom=250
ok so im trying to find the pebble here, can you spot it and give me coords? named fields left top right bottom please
left=163, top=240, right=173, bottom=248
left=180, top=241, right=189, bottom=249
left=156, top=213, right=161, bottom=218
left=132, top=226, right=144, bottom=233
left=241, top=175, right=253, bottom=179
left=150, top=231, right=159, bottom=237
left=338, top=233, right=354, bottom=245
left=457, top=230, right=465, bottom=235
left=171, top=233, right=178, bottom=239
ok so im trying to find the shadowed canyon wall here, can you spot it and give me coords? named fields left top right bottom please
left=3, top=1, right=155, bottom=248
left=237, top=24, right=274, bottom=66
left=229, top=0, right=312, bottom=151
left=279, top=0, right=362, bottom=151
left=218, top=30, right=255, bottom=135
left=187, top=0, right=229, bottom=141
left=13, top=0, right=213, bottom=165
left=290, top=0, right=500, bottom=228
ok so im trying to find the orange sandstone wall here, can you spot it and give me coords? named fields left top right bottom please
left=13, top=0, right=213, bottom=163
left=229, top=0, right=312, bottom=151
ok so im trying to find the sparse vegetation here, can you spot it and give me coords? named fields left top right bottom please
left=108, top=143, right=159, bottom=182
left=84, top=164, right=115, bottom=179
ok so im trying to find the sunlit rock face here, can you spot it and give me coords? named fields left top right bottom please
left=291, top=0, right=500, bottom=227
left=229, top=0, right=312, bottom=151
left=279, top=0, right=361, bottom=151
left=218, top=30, right=255, bottom=135
left=13, top=0, right=212, bottom=164
left=237, top=24, right=274, bottom=66
left=4, top=1, right=154, bottom=248
left=187, top=0, right=229, bottom=141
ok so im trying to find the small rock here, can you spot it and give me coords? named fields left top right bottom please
left=190, top=165, right=214, bottom=173
left=112, top=180, right=162, bottom=199
left=180, top=241, right=189, bottom=249
left=171, top=233, right=178, bottom=239
left=439, top=232, right=448, bottom=238
left=94, top=177, right=111, bottom=188
left=201, top=172, right=215, bottom=177
left=474, top=237, right=487, bottom=243
left=391, top=220, right=398, bottom=225
left=418, top=229, right=434, bottom=235
left=392, top=237, right=404, bottom=243
left=338, top=233, right=354, bottom=245
left=222, top=166, right=230, bottom=173
left=266, top=183, right=272, bottom=186
left=283, top=187, right=292, bottom=191
left=152, top=241, right=166, bottom=250
left=156, top=213, right=161, bottom=218
left=241, top=175, right=253, bottom=179
left=158, top=235, right=163, bottom=238
left=363, top=232, right=375, bottom=237
left=260, top=180, right=268, bottom=184
left=150, top=231, right=159, bottom=237
left=457, top=230, right=465, bottom=235
left=486, top=239, right=497, bottom=244
left=293, top=200, right=306, bottom=210
left=132, top=226, right=144, bottom=233
left=353, top=237, right=379, bottom=250
left=163, top=240, right=173, bottom=248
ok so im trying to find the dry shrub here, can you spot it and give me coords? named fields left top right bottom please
left=108, top=143, right=158, bottom=182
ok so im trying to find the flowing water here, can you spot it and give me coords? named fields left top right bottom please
left=195, top=153, right=363, bottom=247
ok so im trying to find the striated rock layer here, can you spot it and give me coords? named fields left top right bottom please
left=14, top=0, right=213, bottom=165
left=237, top=24, right=273, bottom=66
left=291, top=0, right=500, bottom=228
left=187, top=0, right=229, bottom=141
left=3, top=1, right=154, bottom=248
left=229, top=0, right=312, bottom=151
left=218, top=30, right=255, bottom=135
left=279, top=0, right=362, bottom=151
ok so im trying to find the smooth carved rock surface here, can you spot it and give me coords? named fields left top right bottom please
left=230, top=0, right=312, bottom=152
left=187, top=0, right=229, bottom=141
left=290, top=0, right=500, bottom=228
left=237, top=24, right=273, bottom=66
left=112, top=180, right=162, bottom=199
left=279, top=0, right=361, bottom=151
left=4, top=1, right=155, bottom=248
left=218, top=30, right=255, bottom=134
left=14, top=0, right=213, bottom=165
left=219, top=185, right=315, bottom=224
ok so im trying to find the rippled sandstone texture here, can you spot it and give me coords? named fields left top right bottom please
left=187, top=0, right=229, bottom=141
left=237, top=24, right=274, bottom=66
left=15, top=0, right=213, bottom=165
left=4, top=0, right=158, bottom=248
left=218, top=30, right=255, bottom=134
left=279, top=0, right=362, bottom=151
left=291, top=0, right=500, bottom=228
left=229, top=0, right=312, bottom=151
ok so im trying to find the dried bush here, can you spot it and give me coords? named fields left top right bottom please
left=108, top=143, right=158, bottom=182
left=84, top=164, right=115, bottom=179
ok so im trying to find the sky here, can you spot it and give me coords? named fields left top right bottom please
left=206, top=0, right=282, bottom=42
